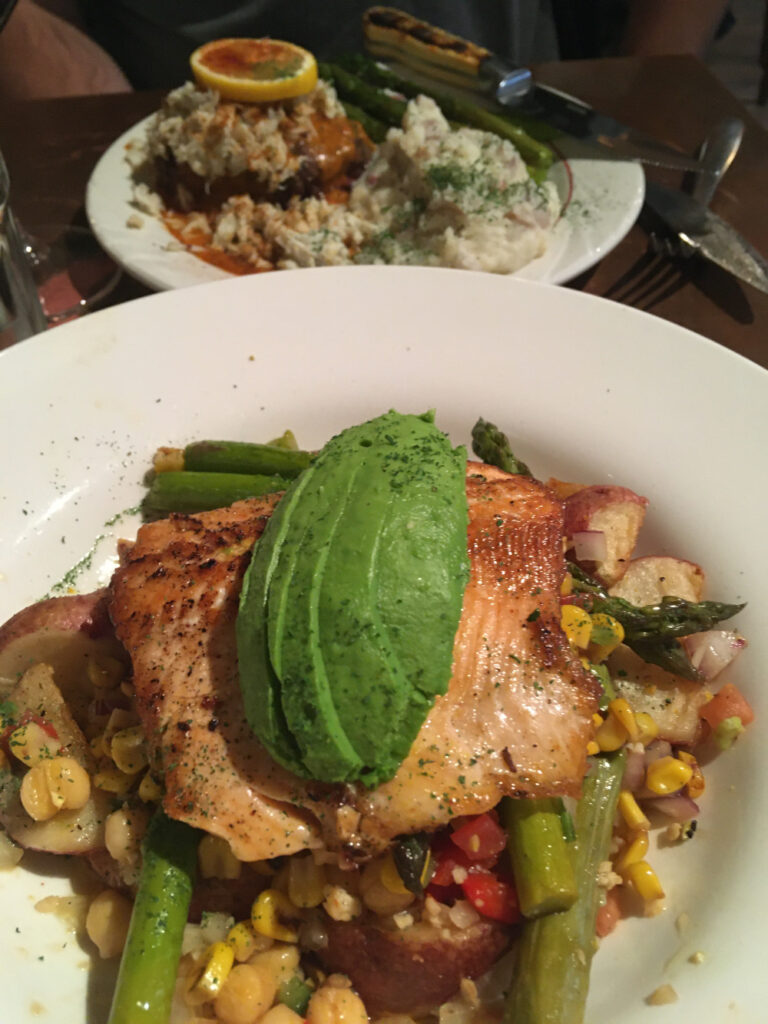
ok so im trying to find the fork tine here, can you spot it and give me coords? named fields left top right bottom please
left=604, top=247, right=660, bottom=299
left=609, top=248, right=672, bottom=306
left=631, top=261, right=684, bottom=308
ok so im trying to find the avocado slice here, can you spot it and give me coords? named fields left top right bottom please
left=237, top=410, right=469, bottom=786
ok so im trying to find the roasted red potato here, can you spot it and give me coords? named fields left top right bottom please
left=607, top=646, right=710, bottom=746
left=0, top=663, right=109, bottom=854
left=563, top=485, right=648, bottom=586
left=608, top=556, right=705, bottom=605
left=0, top=590, right=128, bottom=730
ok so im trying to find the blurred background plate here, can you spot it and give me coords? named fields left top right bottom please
left=85, top=117, right=644, bottom=291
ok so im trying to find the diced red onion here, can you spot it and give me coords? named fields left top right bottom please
left=570, top=530, right=607, bottom=562
left=682, top=630, right=747, bottom=681
left=644, top=795, right=700, bottom=822
left=644, top=740, right=672, bottom=766
left=622, top=747, right=647, bottom=792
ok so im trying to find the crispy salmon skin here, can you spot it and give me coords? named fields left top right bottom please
left=109, top=464, right=600, bottom=860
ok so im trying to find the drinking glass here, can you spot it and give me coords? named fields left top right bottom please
left=0, top=147, right=122, bottom=346
left=0, top=148, right=48, bottom=346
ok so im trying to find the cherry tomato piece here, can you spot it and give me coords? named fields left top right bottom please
left=450, top=813, right=508, bottom=862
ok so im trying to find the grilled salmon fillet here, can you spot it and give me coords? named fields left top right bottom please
left=109, top=464, right=600, bottom=861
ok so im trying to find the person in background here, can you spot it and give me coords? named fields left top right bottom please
left=0, top=0, right=731, bottom=102
left=0, top=0, right=130, bottom=100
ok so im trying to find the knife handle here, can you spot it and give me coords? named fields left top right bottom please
left=362, top=6, right=491, bottom=90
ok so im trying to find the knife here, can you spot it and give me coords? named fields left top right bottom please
left=644, top=181, right=768, bottom=294
left=362, top=6, right=704, bottom=173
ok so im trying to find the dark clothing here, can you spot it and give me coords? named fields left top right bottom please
left=81, top=0, right=559, bottom=90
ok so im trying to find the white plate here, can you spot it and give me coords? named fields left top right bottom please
left=0, top=267, right=765, bottom=1024
left=85, top=116, right=644, bottom=291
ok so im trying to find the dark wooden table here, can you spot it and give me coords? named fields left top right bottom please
left=2, top=54, right=767, bottom=368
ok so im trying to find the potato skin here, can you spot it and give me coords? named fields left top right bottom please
left=563, top=485, right=648, bottom=586
left=318, top=914, right=511, bottom=1016
left=0, top=590, right=112, bottom=650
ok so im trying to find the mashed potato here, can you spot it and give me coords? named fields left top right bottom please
left=138, top=86, right=560, bottom=275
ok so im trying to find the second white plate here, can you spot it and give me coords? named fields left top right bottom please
left=86, top=115, right=644, bottom=292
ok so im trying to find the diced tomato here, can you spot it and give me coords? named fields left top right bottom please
left=0, top=710, right=58, bottom=755
left=595, top=888, right=623, bottom=937
left=429, top=834, right=474, bottom=888
left=450, top=812, right=507, bottom=862
left=429, top=824, right=500, bottom=889
left=461, top=870, right=521, bottom=925
left=426, top=880, right=464, bottom=904
left=699, top=682, right=755, bottom=730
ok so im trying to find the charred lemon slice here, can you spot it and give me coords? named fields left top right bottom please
left=190, top=38, right=318, bottom=103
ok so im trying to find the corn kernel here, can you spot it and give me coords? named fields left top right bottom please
left=588, top=613, right=625, bottom=662
left=87, top=655, right=125, bottom=690
left=677, top=751, right=705, bottom=799
left=90, top=734, right=107, bottom=759
left=110, top=726, right=148, bottom=775
left=560, top=573, right=573, bottom=596
left=634, top=712, right=659, bottom=746
left=595, top=712, right=628, bottom=752
left=94, top=765, right=135, bottom=796
left=624, top=860, right=665, bottom=902
left=105, top=806, right=147, bottom=866
left=199, top=834, right=242, bottom=880
left=608, top=699, right=639, bottom=742
left=592, top=713, right=604, bottom=727
left=226, top=920, right=263, bottom=962
left=8, top=721, right=62, bottom=766
left=615, top=830, right=649, bottom=873
left=618, top=791, right=651, bottom=831
left=645, top=756, right=694, bottom=796
left=44, top=757, right=91, bottom=810
left=251, top=889, right=300, bottom=943
left=379, top=852, right=410, bottom=896
left=191, top=941, right=235, bottom=1000
left=138, top=771, right=163, bottom=803
left=586, top=740, right=600, bottom=756
left=103, top=708, right=140, bottom=747
left=560, top=604, right=592, bottom=649
left=287, top=852, right=326, bottom=908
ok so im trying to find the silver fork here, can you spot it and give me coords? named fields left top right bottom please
left=603, top=118, right=745, bottom=309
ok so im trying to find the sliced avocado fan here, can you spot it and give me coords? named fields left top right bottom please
left=236, top=410, right=469, bottom=787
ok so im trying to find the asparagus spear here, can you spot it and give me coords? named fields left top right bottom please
left=335, top=52, right=558, bottom=159
left=471, top=417, right=532, bottom=476
left=568, top=562, right=745, bottom=680
left=340, top=100, right=390, bottom=143
left=319, top=61, right=407, bottom=126
left=144, top=470, right=289, bottom=514
left=154, top=439, right=312, bottom=478
left=108, top=811, right=199, bottom=1024
left=502, top=797, right=578, bottom=918
left=266, top=430, right=299, bottom=451
left=503, top=751, right=626, bottom=1024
